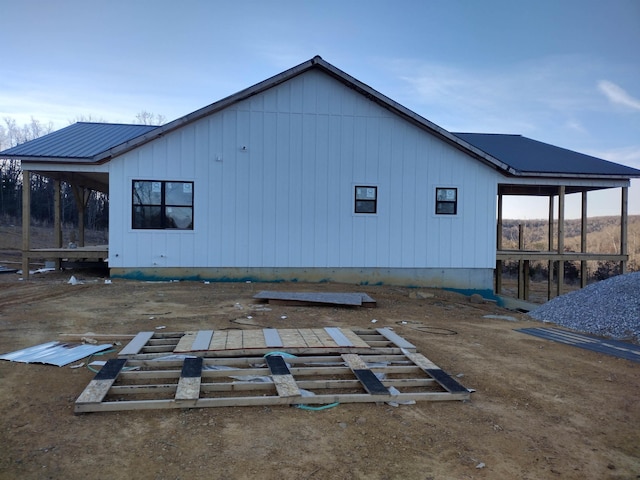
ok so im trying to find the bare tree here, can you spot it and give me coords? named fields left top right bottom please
left=68, top=114, right=108, bottom=124
left=134, top=110, right=166, bottom=126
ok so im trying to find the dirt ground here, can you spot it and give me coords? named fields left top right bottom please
left=0, top=269, right=638, bottom=480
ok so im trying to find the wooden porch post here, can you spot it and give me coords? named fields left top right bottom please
left=21, top=170, right=31, bottom=279
left=496, top=191, right=503, bottom=295
left=556, top=186, right=565, bottom=297
left=518, top=224, right=524, bottom=299
left=621, top=186, right=628, bottom=275
left=580, top=190, right=588, bottom=288
left=54, top=179, right=62, bottom=269
left=547, top=194, right=554, bottom=300
left=72, top=185, right=91, bottom=247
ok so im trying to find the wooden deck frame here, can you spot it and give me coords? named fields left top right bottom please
left=75, top=346, right=470, bottom=413
left=21, top=169, right=106, bottom=278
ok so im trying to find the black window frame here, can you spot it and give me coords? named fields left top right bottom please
left=354, top=185, right=378, bottom=214
left=132, top=180, right=194, bottom=230
left=435, top=187, right=458, bottom=215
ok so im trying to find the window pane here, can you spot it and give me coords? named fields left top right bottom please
left=165, top=207, right=193, bottom=229
left=133, top=206, right=162, bottom=228
left=133, top=181, right=161, bottom=205
left=165, top=182, right=193, bottom=206
left=355, top=186, right=377, bottom=200
left=436, top=202, right=456, bottom=215
left=436, top=188, right=456, bottom=202
left=355, top=200, right=377, bottom=214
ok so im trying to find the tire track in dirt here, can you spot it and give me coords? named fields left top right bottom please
left=0, top=283, right=94, bottom=311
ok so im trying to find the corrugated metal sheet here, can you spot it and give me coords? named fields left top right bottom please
left=0, top=341, right=112, bottom=367
left=0, top=122, right=158, bottom=160
left=454, top=133, right=640, bottom=177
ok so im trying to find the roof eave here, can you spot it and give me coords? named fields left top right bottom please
left=4, top=154, right=96, bottom=164
left=514, top=171, right=638, bottom=180
left=314, top=58, right=516, bottom=174
left=93, top=58, right=321, bottom=163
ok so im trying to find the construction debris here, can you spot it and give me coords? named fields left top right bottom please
left=74, top=328, right=470, bottom=413
left=253, top=291, right=376, bottom=308
left=0, top=341, right=112, bottom=367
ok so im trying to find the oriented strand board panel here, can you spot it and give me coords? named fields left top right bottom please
left=253, top=291, right=376, bottom=307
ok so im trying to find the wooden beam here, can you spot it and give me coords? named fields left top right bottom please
left=580, top=190, right=588, bottom=288
left=53, top=180, right=62, bottom=270
left=548, top=194, right=554, bottom=300
left=72, top=185, right=91, bottom=247
left=621, top=186, right=628, bottom=274
left=496, top=192, right=503, bottom=295
left=376, top=327, right=416, bottom=350
left=557, top=186, right=565, bottom=297
left=497, top=251, right=626, bottom=261
left=518, top=224, right=525, bottom=299
left=21, top=170, right=31, bottom=279
left=119, top=331, right=155, bottom=356
left=76, top=358, right=127, bottom=405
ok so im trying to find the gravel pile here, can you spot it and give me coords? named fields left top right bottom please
left=528, top=271, right=640, bottom=343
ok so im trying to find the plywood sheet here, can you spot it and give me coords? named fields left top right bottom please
left=253, top=291, right=376, bottom=307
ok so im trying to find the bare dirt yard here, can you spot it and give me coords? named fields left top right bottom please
left=0, top=270, right=638, bottom=480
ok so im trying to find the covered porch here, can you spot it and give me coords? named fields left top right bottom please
left=495, top=182, right=630, bottom=302
left=20, top=167, right=109, bottom=277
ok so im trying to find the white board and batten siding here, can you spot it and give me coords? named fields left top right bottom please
left=108, top=69, right=499, bottom=286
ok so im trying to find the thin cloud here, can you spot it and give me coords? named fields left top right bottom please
left=386, top=55, right=601, bottom=136
left=598, top=80, right=640, bottom=110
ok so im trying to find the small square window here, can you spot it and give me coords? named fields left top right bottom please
left=355, top=186, right=377, bottom=214
left=435, top=188, right=457, bottom=215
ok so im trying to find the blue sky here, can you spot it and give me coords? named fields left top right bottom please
left=2, top=0, right=639, bottom=219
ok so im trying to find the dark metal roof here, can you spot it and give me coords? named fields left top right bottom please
left=453, top=133, right=640, bottom=178
left=1, top=56, right=638, bottom=183
left=0, top=122, right=158, bottom=161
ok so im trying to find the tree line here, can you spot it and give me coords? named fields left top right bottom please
left=0, top=113, right=164, bottom=229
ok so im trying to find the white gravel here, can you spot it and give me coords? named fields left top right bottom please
left=528, top=271, right=640, bottom=343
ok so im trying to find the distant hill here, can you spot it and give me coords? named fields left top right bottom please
left=501, top=215, right=640, bottom=273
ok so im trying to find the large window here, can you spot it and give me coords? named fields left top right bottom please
left=354, top=186, right=377, bottom=214
left=435, top=187, right=457, bottom=215
left=132, top=180, right=194, bottom=229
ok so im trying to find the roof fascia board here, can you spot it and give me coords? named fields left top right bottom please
left=93, top=58, right=320, bottom=163
left=20, top=161, right=109, bottom=173
left=503, top=176, right=629, bottom=188
left=513, top=172, right=636, bottom=181
left=312, top=57, right=517, bottom=175
left=5, top=155, right=95, bottom=164
left=33, top=171, right=108, bottom=192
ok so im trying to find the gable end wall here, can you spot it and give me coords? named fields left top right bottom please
left=108, top=70, right=499, bottom=289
